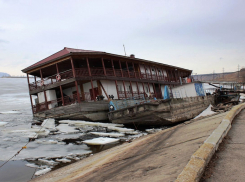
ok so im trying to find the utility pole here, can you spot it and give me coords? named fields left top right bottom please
left=123, top=44, right=127, bottom=56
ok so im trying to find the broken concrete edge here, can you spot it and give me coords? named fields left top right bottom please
left=175, top=103, right=245, bottom=182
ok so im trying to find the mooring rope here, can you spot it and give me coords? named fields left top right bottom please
left=0, top=122, right=47, bottom=169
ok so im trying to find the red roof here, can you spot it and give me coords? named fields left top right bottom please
left=24, top=47, right=102, bottom=71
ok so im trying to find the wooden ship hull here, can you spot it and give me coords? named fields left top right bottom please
left=33, top=101, right=109, bottom=121
left=108, top=95, right=215, bottom=126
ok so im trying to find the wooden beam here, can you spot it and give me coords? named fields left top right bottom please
left=86, top=57, right=92, bottom=76
left=153, top=83, right=157, bottom=97
left=60, top=85, right=64, bottom=105
left=101, top=58, right=106, bottom=76
left=97, top=80, right=102, bottom=95
left=75, top=81, right=81, bottom=103
left=111, top=59, right=116, bottom=76
left=158, top=84, right=162, bottom=98
left=44, top=90, right=48, bottom=110
left=90, top=80, right=96, bottom=101
left=115, top=80, right=119, bottom=99
left=40, top=69, right=43, bottom=80
left=98, top=80, right=109, bottom=100
left=70, top=57, right=76, bottom=77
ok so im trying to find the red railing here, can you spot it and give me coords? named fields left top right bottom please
left=75, top=68, right=89, bottom=77
left=29, top=69, right=73, bottom=91
left=29, top=67, right=172, bottom=91
left=32, top=93, right=93, bottom=114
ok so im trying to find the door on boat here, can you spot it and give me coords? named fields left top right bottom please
left=89, top=87, right=99, bottom=100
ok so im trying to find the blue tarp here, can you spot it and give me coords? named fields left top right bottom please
left=194, top=83, right=205, bottom=96
left=164, top=86, right=170, bottom=99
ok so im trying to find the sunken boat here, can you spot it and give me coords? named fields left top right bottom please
left=108, top=82, right=215, bottom=126
left=22, top=47, right=201, bottom=122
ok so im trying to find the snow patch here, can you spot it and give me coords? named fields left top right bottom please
left=83, top=137, right=119, bottom=145
left=56, top=124, right=79, bottom=134
left=90, top=132, right=125, bottom=137
left=0, top=110, right=22, bottom=114
left=194, top=104, right=216, bottom=119
left=41, top=118, right=56, bottom=131
left=35, top=168, right=51, bottom=176
left=0, top=122, right=8, bottom=127
left=56, top=158, right=71, bottom=163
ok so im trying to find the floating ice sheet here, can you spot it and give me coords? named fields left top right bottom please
left=35, top=168, right=51, bottom=176
left=41, top=118, right=56, bottom=131
left=56, top=124, right=80, bottom=134
left=56, top=158, right=71, bottom=163
left=107, top=126, right=135, bottom=133
left=59, top=120, right=124, bottom=128
left=0, top=122, right=8, bottom=127
left=83, top=137, right=119, bottom=145
left=90, top=132, right=125, bottom=137
left=0, top=111, right=22, bottom=114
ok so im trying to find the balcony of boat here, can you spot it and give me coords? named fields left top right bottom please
left=29, top=69, right=74, bottom=92
left=32, top=93, right=92, bottom=114
left=29, top=68, right=171, bottom=92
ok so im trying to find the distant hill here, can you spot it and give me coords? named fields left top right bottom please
left=193, top=68, right=245, bottom=83
left=0, top=72, right=11, bottom=77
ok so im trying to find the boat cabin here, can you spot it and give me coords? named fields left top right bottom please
left=22, top=47, right=192, bottom=118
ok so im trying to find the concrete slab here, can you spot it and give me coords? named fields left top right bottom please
left=203, top=109, right=245, bottom=182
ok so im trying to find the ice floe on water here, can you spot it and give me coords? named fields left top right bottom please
left=0, top=121, right=8, bottom=127
left=41, top=118, right=56, bottom=131
left=0, top=116, right=154, bottom=177
left=90, top=132, right=125, bottom=137
left=0, top=110, right=22, bottom=114
left=35, top=167, right=52, bottom=176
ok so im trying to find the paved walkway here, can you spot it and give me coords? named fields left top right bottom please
left=32, top=113, right=226, bottom=182
left=203, top=109, right=245, bottom=182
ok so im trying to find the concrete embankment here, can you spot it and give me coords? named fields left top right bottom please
left=201, top=107, right=245, bottom=181
left=32, top=111, right=228, bottom=182
left=176, top=103, right=245, bottom=182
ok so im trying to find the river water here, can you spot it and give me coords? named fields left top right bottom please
left=0, top=78, right=151, bottom=182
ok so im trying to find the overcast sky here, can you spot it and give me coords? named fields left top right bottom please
left=0, top=0, right=245, bottom=76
